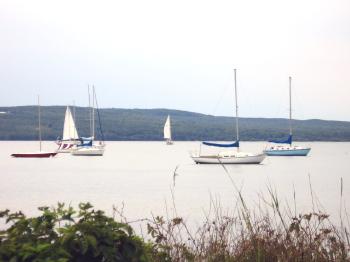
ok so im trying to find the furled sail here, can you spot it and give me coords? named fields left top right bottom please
left=164, top=115, right=172, bottom=140
left=268, top=135, right=292, bottom=145
left=62, top=106, right=79, bottom=140
left=202, top=141, right=240, bottom=148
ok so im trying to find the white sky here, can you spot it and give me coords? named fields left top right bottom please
left=0, top=0, right=349, bottom=120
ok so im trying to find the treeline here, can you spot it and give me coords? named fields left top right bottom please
left=0, top=106, right=350, bottom=141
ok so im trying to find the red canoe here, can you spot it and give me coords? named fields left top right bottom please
left=11, top=152, right=57, bottom=158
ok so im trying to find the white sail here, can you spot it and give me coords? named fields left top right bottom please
left=62, top=106, right=79, bottom=140
left=163, top=115, right=172, bottom=140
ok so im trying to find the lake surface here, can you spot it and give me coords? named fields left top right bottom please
left=1, top=141, right=349, bottom=226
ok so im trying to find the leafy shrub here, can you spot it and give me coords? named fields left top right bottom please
left=0, top=203, right=154, bottom=262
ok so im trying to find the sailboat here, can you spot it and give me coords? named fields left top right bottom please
left=11, top=96, right=57, bottom=158
left=71, top=86, right=105, bottom=156
left=264, top=77, right=311, bottom=156
left=56, top=106, right=80, bottom=153
left=191, top=69, right=266, bottom=164
left=164, top=115, right=173, bottom=145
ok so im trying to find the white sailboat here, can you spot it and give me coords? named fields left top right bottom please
left=71, top=86, right=105, bottom=156
left=71, top=143, right=104, bottom=156
left=56, top=106, right=80, bottom=153
left=11, top=96, right=57, bottom=158
left=164, top=115, right=173, bottom=145
left=264, top=77, right=311, bottom=156
left=191, top=69, right=266, bottom=164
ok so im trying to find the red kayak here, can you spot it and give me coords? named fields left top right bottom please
left=11, top=152, right=57, bottom=158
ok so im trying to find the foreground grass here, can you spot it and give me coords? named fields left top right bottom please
left=1, top=196, right=349, bottom=262
left=146, top=207, right=350, bottom=261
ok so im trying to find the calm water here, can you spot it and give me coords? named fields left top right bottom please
left=1, top=141, right=349, bottom=225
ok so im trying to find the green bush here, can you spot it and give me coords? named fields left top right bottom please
left=0, top=203, right=157, bottom=262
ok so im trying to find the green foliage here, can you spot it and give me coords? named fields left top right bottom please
left=0, top=203, right=153, bottom=262
left=1, top=106, right=350, bottom=141
left=0, top=201, right=349, bottom=261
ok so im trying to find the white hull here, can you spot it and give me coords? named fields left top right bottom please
left=71, top=146, right=104, bottom=156
left=264, top=145, right=311, bottom=156
left=57, top=148, right=74, bottom=153
left=191, top=152, right=266, bottom=164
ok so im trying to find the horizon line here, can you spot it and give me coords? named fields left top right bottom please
left=0, top=105, right=349, bottom=123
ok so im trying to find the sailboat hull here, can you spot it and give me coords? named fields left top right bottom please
left=191, top=154, right=265, bottom=164
left=11, top=152, right=57, bottom=158
left=71, top=146, right=104, bottom=156
left=57, top=147, right=75, bottom=153
left=264, top=148, right=311, bottom=156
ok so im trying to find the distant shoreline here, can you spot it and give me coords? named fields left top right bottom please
left=1, top=106, right=350, bottom=141
left=1, top=105, right=350, bottom=123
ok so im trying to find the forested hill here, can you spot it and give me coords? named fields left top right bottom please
left=0, top=106, right=350, bottom=141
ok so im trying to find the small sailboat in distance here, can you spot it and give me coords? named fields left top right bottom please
left=11, top=96, right=57, bottom=158
left=191, top=69, right=266, bottom=164
left=264, top=76, right=311, bottom=156
left=164, top=115, right=173, bottom=145
left=56, top=106, right=80, bottom=153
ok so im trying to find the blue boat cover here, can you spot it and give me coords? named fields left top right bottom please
left=268, top=135, right=292, bottom=145
left=202, top=140, right=239, bottom=148
left=78, top=137, right=93, bottom=147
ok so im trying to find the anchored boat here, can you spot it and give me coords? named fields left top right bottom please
left=11, top=152, right=57, bottom=158
left=71, top=86, right=105, bottom=156
left=264, top=77, right=311, bottom=156
left=11, top=96, right=57, bottom=158
left=191, top=69, right=265, bottom=164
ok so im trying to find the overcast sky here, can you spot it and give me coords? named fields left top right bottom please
left=0, top=0, right=349, bottom=120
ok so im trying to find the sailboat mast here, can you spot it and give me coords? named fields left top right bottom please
left=234, top=69, right=239, bottom=150
left=93, top=88, right=105, bottom=144
left=88, top=85, right=92, bottom=137
left=289, top=76, right=292, bottom=136
left=38, top=95, right=42, bottom=151
left=92, top=85, right=95, bottom=139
